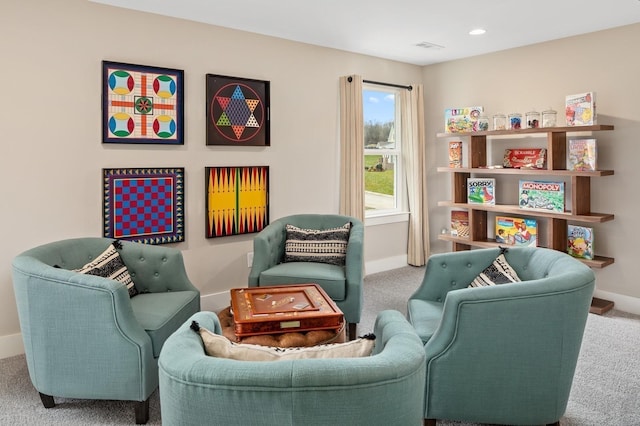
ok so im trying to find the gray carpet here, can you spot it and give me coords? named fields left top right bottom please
left=1, top=265, right=639, bottom=425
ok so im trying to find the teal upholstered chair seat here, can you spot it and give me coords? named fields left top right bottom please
left=158, top=309, right=426, bottom=426
left=249, top=214, right=364, bottom=339
left=257, top=262, right=347, bottom=299
left=12, top=237, right=200, bottom=424
left=130, top=291, right=200, bottom=358
left=408, top=247, right=595, bottom=426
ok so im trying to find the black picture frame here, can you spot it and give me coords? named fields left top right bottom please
left=102, top=61, right=184, bottom=145
left=206, top=74, right=270, bottom=146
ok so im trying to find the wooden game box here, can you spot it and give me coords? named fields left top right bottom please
left=229, top=284, right=344, bottom=338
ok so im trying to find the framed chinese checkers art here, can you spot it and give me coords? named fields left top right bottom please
left=205, top=166, right=269, bottom=238
left=102, top=61, right=184, bottom=144
left=206, top=74, right=270, bottom=146
left=103, top=168, right=185, bottom=244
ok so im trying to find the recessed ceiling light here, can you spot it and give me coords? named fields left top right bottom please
left=469, top=28, right=486, bottom=36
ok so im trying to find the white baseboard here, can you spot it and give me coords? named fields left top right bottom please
left=0, top=333, right=24, bottom=360
left=594, top=289, right=640, bottom=316
left=200, top=291, right=232, bottom=313
left=365, top=254, right=408, bottom=276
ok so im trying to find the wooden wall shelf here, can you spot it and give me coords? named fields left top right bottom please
left=437, top=124, right=616, bottom=312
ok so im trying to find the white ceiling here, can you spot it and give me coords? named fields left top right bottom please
left=91, top=0, right=640, bottom=65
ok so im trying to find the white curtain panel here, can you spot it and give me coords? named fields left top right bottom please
left=339, top=75, right=365, bottom=221
left=401, top=85, right=430, bottom=265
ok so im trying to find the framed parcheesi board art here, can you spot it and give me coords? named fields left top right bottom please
left=102, top=61, right=184, bottom=144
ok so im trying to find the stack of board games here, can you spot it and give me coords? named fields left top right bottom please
left=567, top=225, right=594, bottom=260
left=565, top=92, right=596, bottom=126
left=568, top=138, right=597, bottom=171
left=445, top=106, right=483, bottom=133
left=448, top=140, right=463, bottom=168
left=467, top=178, right=495, bottom=205
left=518, top=180, right=565, bottom=212
left=495, top=216, right=537, bottom=247
left=450, top=210, right=469, bottom=238
left=503, top=148, right=546, bottom=169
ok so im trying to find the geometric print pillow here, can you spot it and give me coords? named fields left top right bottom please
left=73, top=242, right=138, bottom=297
left=469, top=253, right=521, bottom=288
left=284, top=222, right=351, bottom=266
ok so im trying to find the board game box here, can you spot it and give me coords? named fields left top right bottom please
left=518, top=180, right=565, bottom=212
left=230, top=284, right=344, bottom=338
left=566, top=92, right=596, bottom=126
left=567, top=225, right=594, bottom=260
left=449, top=140, right=463, bottom=168
left=467, top=178, right=495, bottom=205
left=450, top=210, right=469, bottom=238
left=445, top=106, right=483, bottom=133
left=495, top=216, right=537, bottom=247
left=568, top=138, right=597, bottom=171
left=503, top=148, right=547, bottom=169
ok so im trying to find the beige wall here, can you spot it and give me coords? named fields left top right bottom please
left=2, top=0, right=640, bottom=358
left=0, top=0, right=421, bottom=356
left=423, top=23, right=640, bottom=310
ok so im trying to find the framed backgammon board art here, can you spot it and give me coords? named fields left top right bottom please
left=102, top=61, right=184, bottom=144
left=206, top=74, right=270, bottom=146
left=205, top=166, right=269, bottom=238
left=103, top=167, right=185, bottom=244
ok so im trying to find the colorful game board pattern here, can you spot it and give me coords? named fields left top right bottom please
left=103, top=168, right=184, bottom=244
left=103, top=61, right=183, bottom=144
left=206, top=166, right=269, bottom=238
left=212, top=83, right=263, bottom=142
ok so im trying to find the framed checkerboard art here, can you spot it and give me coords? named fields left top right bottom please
left=103, top=168, right=185, bottom=244
left=206, top=74, right=270, bottom=146
left=102, top=61, right=184, bottom=144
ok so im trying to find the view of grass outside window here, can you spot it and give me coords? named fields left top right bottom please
left=363, top=86, right=403, bottom=214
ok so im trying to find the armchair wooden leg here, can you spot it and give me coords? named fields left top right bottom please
left=424, top=419, right=436, bottom=426
left=39, top=392, right=55, bottom=408
left=348, top=323, right=357, bottom=340
left=135, top=399, right=150, bottom=424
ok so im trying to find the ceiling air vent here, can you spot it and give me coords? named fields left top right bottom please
left=415, top=41, right=444, bottom=49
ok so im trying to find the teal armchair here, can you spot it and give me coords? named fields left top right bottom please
left=249, top=214, right=364, bottom=339
left=407, top=247, right=595, bottom=426
left=159, top=309, right=426, bottom=426
left=12, top=238, right=200, bottom=424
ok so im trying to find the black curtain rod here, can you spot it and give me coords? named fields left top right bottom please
left=348, top=76, right=412, bottom=91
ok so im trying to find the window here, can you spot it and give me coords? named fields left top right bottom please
left=363, top=85, right=406, bottom=217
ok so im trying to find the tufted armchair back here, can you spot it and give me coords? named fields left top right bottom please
left=408, top=247, right=595, bottom=426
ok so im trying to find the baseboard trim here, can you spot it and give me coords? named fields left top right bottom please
left=593, top=289, right=640, bottom=316
left=200, top=291, right=232, bottom=313
left=365, top=255, right=408, bottom=276
left=0, top=333, right=24, bottom=360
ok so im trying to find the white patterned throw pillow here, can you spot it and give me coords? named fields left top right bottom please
left=284, top=222, right=351, bottom=266
left=469, top=253, right=521, bottom=287
left=192, top=321, right=375, bottom=361
left=74, top=242, right=138, bottom=297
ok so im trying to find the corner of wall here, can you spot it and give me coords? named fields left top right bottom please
left=0, top=333, right=24, bottom=360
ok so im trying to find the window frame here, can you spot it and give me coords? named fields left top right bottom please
left=362, top=84, right=408, bottom=221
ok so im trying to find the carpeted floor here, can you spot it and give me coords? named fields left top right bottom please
left=1, top=265, right=639, bottom=425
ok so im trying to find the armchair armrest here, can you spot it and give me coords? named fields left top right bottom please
left=344, top=219, right=364, bottom=288
left=249, top=220, right=286, bottom=286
